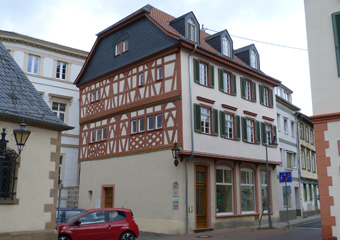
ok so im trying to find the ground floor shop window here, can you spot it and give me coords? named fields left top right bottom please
left=216, top=166, right=233, bottom=214
left=240, top=168, right=255, bottom=212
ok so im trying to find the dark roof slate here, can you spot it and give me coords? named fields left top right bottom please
left=0, top=41, right=72, bottom=131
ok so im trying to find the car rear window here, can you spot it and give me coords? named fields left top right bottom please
left=108, top=210, right=126, bottom=222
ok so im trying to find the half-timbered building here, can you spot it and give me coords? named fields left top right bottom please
left=75, top=5, right=281, bottom=234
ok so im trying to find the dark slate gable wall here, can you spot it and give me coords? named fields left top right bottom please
left=169, top=18, right=185, bottom=36
left=205, top=36, right=221, bottom=53
left=235, top=51, right=250, bottom=66
left=78, top=17, right=179, bottom=85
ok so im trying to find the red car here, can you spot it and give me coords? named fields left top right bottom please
left=58, top=208, right=139, bottom=240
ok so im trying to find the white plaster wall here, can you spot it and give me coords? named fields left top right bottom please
left=180, top=50, right=281, bottom=164
left=305, top=0, right=340, bottom=115
left=0, top=121, right=59, bottom=233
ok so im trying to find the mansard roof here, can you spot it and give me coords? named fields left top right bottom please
left=0, top=41, right=73, bottom=131
left=75, top=5, right=280, bottom=86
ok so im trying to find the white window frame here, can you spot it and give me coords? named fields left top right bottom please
left=240, top=169, right=255, bottom=213
left=187, top=19, right=196, bottom=42
left=138, top=118, right=145, bottom=132
left=283, top=118, right=288, bottom=134
left=250, top=50, right=257, bottom=69
left=115, top=43, right=121, bottom=56
left=139, top=73, right=144, bottom=86
left=225, top=113, right=234, bottom=139
left=199, top=62, right=208, bottom=86
left=147, top=115, right=154, bottom=131
left=246, top=119, right=254, bottom=143
left=52, top=102, right=66, bottom=122
left=301, top=148, right=306, bottom=169
left=291, top=121, right=295, bottom=137
left=56, top=61, right=67, bottom=80
left=222, top=37, right=231, bottom=57
left=122, top=39, right=128, bottom=52
left=27, top=54, right=40, bottom=74
left=102, top=127, right=107, bottom=140
left=245, top=80, right=251, bottom=100
left=277, top=114, right=281, bottom=132
left=96, top=129, right=101, bottom=142
left=155, top=114, right=162, bottom=129
left=286, top=152, right=293, bottom=169
left=201, top=106, right=211, bottom=134
left=223, top=72, right=231, bottom=94
left=157, top=67, right=163, bottom=80
left=265, top=124, right=272, bottom=145
left=216, top=166, right=233, bottom=215
left=263, top=87, right=269, bottom=106
left=91, top=130, right=96, bottom=143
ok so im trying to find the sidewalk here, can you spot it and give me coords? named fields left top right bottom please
left=138, top=214, right=321, bottom=240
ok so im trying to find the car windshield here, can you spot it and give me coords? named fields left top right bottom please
left=63, top=210, right=87, bottom=223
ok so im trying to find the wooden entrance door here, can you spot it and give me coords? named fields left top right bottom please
left=196, top=165, right=207, bottom=228
left=104, top=187, right=113, bottom=208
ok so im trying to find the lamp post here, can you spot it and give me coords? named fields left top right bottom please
left=0, top=122, right=31, bottom=199
left=171, top=142, right=180, bottom=166
left=265, top=130, right=278, bottom=229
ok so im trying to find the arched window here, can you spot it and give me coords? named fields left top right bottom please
left=216, top=166, right=233, bottom=214
left=187, top=18, right=197, bottom=42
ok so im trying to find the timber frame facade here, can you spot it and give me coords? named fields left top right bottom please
left=76, top=5, right=282, bottom=234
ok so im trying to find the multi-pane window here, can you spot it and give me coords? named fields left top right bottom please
left=240, top=169, right=255, bottom=212
left=157, top=67, right=163, bottom=80
left=241, top=77, right=256, bottom=102
left=310, top=129, right=314, bottom=145
left=283, top=118, right=288, bottom=134
left=187, top=19, right=196, bottom=42
left=223, top=72, right=231, bottom=94
left=291, top=121, right=295, bottom=137
left=96, top=129, right=101, bottom=142
left=91, top=127, right=107, bottom=142
left=201, top=107, right=211, bottom=134
left=138, top=73, right=144, bottom=86
left=275, top=87, right=281, bottom=96
left=0, top=150, right=19, bottom=200
left=265, top=124, right=272, bottom=145
left=250, top=50, right=257, bottom=69
left=216, top=167, right=233, bottom=214
left=261, top=172, right=268, bottom=211
left=305, top=126, right=309, bottom=142
left=284, top=91, right=289, bottom=101
left=199, top=62, right=208, bottom=86
left=222, top=37, right=231, bottom=57
left=115, top=43, right=121, bottom=56
left=91, top=89, right=100, bottom=102
left=115, top=39, right=128, bottom=56
left=263, top=87, right=269, bottom=106
left=277, top=114, right=281, bottom=131
left=246, top=119, right=255, bottom=143
left=52, top=102, right=66, bottom=122
left=225, top=113, right=234, bottom=139
left=102, top=127, right=107, bottom=140
left=245, top=80, right=251, bottom=100
left=301, top=147, right=306, bottom=169
left=56, top=61, right=67, bottom=80
left=122, top=39, right=128, bottom=52
left=27, top=54, right=39, bottom=74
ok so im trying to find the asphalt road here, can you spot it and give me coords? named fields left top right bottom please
left=293, top=219, right=321, bottom=229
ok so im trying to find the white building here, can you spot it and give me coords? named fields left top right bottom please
left=0, top=30, right=88, bottom=207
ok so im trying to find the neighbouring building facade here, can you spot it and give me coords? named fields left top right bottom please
left=275, top=85, right=301, bottom=221
left=75, top=5, right=281, bottom=234
left=296, top=112, right=319, bottom=217
left=0, top=30, right=88, bottom=208
left=305, top=1, right=340, bottom=239
left=0, top=41, right=72, bottom=239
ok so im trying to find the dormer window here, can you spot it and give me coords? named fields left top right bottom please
left=187, top=19, right=196, bottom=42
left=250, top=50, right=258, bottom=69
left=222, top=37, right=231, bottom=57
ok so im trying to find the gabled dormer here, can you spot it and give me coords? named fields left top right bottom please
left=234, top=44, right=260, bottom=70
left=204, top=30, right=233, bottom=58
left=169, top=12, right=200, bottom=44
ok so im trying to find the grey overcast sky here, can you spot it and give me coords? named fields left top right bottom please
left=0, top=0, right=312, bottom=115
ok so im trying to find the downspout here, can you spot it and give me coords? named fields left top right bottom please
left=296, top=113, right=302, bottom=216
left=186, top=44, right=197, bottom=234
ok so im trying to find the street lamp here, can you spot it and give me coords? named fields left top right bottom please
left=265, top=130, right=278, bottom=229
left=171, top=142, right=180, bottom=166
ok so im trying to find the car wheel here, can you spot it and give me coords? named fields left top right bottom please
left=59, top=235, right=71, bottom=240
left=119, top=231, right=135, bottom=240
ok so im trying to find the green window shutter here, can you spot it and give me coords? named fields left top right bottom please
left=269, top=89, right=274, bottom=108
left=194, top=103, right=201, bottom=132
left=332, top=12, right=340, bottom=77
left=220, top=111, right=226, bottom=137
left=256, top=121, right=261, bottom=144
left=259, top=84, right=264, bottom=105
left=273, top=125, right=277, bottom=141
left=218, top=68, right=223, bottom=91
left=235, top=115, right=241, bottom=141
left=241, top=77, right=245, bottom=99
left=261, top=122, right=266, bottom=145
left=193, top=58, right=200, bottom=83
left=252, top=82, right=257, bottom=102
left=210, top=65, right=215, bottom=88
left=232, top=74, right=237, bottom=96
left=212, top=108, right=218, bottom=136
left=241, top=117, right=247, bottom=142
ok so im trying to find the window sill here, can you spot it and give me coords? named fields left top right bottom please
left=0, top=199, right=19, bottom=205
left=89, top=140, right=107, bottom=144
left=146, top=128, right=163, bottom=132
